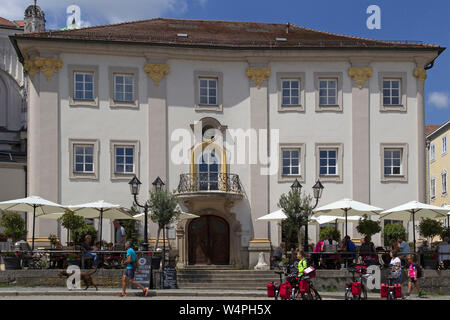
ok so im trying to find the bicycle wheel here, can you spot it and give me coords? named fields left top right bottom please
left=310, top=287, right=322, bottom=300
left=361, top=285, right=368, bottom=300
left=344, top=288, right=351, bottom=300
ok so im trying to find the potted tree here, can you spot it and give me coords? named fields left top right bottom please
left=58, top=210, right=86, bottom=248
left=0, top=212, right=27, bottom=270
left=419, top=218, right=443, bottom=269
left=383, top=223, right=407, bottom=247
left=356, top=214, right=382, bottom=239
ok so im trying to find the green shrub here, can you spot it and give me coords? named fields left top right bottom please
left=419, top=218, right=444, bottom=243
left=320, top=226, right=341, bottom=242
left=72, top=225, right=97, bottom=245
left=356, top=214, right=381, bottom=237
left=0, top=211, right=27, bottom=242
left=383, top=223, right=406, bottom=246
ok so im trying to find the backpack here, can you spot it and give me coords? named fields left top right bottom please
left=416, top=264, right=422, bottom=278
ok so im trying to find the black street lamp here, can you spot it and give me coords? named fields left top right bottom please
left=290, top=178, right=324, bottom=252
left=128, top=175, right=149, bottom=251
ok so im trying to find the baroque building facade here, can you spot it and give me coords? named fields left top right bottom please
left=10, top=17, right=443, bottom=268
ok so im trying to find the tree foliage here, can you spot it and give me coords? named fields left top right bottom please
left=356, top=214, right=382, bottom=237
left=383, top=223, right=406, bottom=246
left=419, top=218, right=444, bottom=242
left=278, top=190, right=313, bottom=250
left=147, top=189, right=180, bottom=249
left=319, top=226, right=341, bottom=242
left=58, top=210, right=87, bottom=245
left=0, top=211, right=27, bottom=242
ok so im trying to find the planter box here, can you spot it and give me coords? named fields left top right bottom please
left=3, top=256, right=21, bottom=270
left=423, top=259, right=438, bottom=270
left=66, top=259, right=81, bottom=267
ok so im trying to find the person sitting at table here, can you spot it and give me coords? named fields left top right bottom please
left=341, top=235, right=356, bottom=266
left=81, top=235, right=98, bottom=267
left=313, top=236, right=325, bottom=268
left=113, top=220, right=127, bottom=249
left=360, top=235, right=377, bottom=265
left=391, top=239, right=400, bottom=252
left=54, top=241, right=63, bottom=250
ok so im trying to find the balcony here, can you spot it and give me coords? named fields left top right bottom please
left=177, top=173, right=243, bottom=196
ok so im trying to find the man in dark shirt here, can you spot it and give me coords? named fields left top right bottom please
left=81, top=235, right=98, bottom=267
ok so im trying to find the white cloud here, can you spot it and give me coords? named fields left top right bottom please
left=428, top=92, right=450, bottom=109
left=0, top=0, right=204, bottom=27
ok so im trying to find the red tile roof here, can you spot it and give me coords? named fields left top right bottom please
left=0, top=17, right=24, bottom=29
left=425, top=124, right=441, bottom=136
left=13, top=18, right=444, bottom=51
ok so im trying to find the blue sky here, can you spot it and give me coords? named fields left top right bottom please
left=1, top=0, right=449, bottom=125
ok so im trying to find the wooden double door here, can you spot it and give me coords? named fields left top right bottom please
left=188, top=215, right=229, bottom=265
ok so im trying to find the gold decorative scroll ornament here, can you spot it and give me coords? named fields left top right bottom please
left=413, top=67, right=427, bottom=85
left=24, top=57, right=63, bottom=81
left=246, top=67, right=270, bottom=89
left=144, top=63, right=169, bottom=87
left=348, top=67, right=373, bottom=89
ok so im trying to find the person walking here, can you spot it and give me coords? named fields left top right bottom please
left=406, top=254, right=423, bottom=298
left=117, top=241, right=148, bottom=297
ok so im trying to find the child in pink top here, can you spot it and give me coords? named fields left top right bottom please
left=406, top=254, right=423, bottom=298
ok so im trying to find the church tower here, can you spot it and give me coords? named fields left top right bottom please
left=24, top=1, right=46, bottom=33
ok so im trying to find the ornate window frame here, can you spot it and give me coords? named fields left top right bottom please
left=378, top=72, right=407, bottom=112
left=277, top=72, right=305, bottom=112
left=380, top=143, right=408, bottom=182
left=110, top=140, right=140, bottom=180
left=314, top=72, right=343, bottom=112
left=109, top=66, right=139, bottom=108
left=315, top=143, right=344, bottom=182
left=194, top=71, right=223, bottom=112
left=68, top=138, right=99, bottom=180
left=278, top=143, right=306, bottom=183
left=68, top=65, right=99, bottom=107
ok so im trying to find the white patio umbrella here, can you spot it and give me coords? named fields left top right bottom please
left=0, top=196, right=66, bottom=250
left=312, top=215, right=362, bottom=226
left=313, top=198, right=383, bottom=237
left=68, top=200, right=133, bottom=249
left=256, top=209, right=287, bottom=222
left=381, top=201, right=449, bottom=252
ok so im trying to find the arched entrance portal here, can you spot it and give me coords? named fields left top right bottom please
left=188, top=215, right=230, bottom=265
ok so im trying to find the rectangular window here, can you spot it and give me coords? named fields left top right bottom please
left=114, top=74, right=134, bottom=102
left=319, top=79, right=337, bottom=106
left=430, top=144, right=436, bottom=162
left=281, top=149, right=301, bottom=176
left=443, top=136, right=447, bottom=155
left=115, top=146, right=135, bottom=174
left=73, top=145, right=94, bottom=173
left=384, top=149, right=402, bottom=176
left=431, top=177, right=436, bottom=199
left=281, top=80, right=300, bottom=106
left=382, top=79, right=401, bottom=105
left=199, top=78, right=218, bottom=105
left=319, top=149, right=338, bottom=176
left=74, top=72, right=94, bottom=100
left=442, top=171, right=448, bottom=195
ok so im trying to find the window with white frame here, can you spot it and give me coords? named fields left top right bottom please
left=384, top=149, right=402, bottom=176
left=319, top=79, right=337, bottom=105
left=114, top=74, right=134, bottom=102
left=442, top=170, right=448, bottom=195
left=282, top=148, right=301, bottom=176
left=319, top=149, right=338, bottom=176
left=281, top=79, right=300, bottom=106
left=73, top=144, right=94, bottom=173
left=430, top=144, right=436, bottom=162
left=443, top=136, right=447, bottom=155
left=431, top=177, right=436, bottom=199
left=114, top=146, right=135, bottom=174
left=199, top=78, right=218, bottom=105
left=74, top=72, right=94, bottom=100
left=382, top=79, right=401, bottom=105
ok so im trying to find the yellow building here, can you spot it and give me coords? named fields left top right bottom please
left=426, top=121, right=450, bottom=213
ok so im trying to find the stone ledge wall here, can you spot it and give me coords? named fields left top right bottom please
left=1, top=269, right=449, bottom=294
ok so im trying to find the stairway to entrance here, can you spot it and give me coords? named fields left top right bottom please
left=177, top=268, right=280, bottom=290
